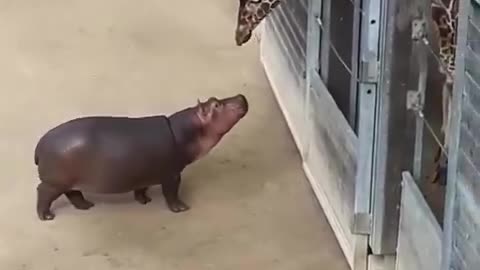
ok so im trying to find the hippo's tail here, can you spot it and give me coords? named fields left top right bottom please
left=34, top=136, right=44, bottom=166
left=34, top=146, right=40, bottom=165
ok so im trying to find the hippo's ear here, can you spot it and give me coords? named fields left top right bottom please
left=197, top=100, right=216, bottom=124
left=197, top=99, right=205, bottom=114
left=196, top=99, right=210, bottom=123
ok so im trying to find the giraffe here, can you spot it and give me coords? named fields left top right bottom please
left=235, top=0, right=281, bottom=46
left=429, top=0, right=458, bottom=184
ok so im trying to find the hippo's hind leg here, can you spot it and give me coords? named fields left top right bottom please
left=36, top=182, right=65, bottom=221
left=65, top=190, right=94, bottom=210
left=134, top=188, right=152, bottom=204
left=163, top=175, right=190, bottom=213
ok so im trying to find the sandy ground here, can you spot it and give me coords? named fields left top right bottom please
left=0, top=1, right=349, bottom=269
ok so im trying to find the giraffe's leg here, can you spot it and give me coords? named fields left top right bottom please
left=441, top=85, right=453, bottom=185
left=431, top=146, right=442, bottom=183
left=432, top=82, right=451, bottom=185
left=443, top=81, right=452, bottom=147
left=441, top=81, right=450, bottom=136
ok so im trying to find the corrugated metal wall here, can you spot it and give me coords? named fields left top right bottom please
left=268, top=0, right=308, bottom=88
left=260, top=0, right=367, bottom=267
left=267, top=0, right=359, bottom=128
left=443, top=1, right=480, bottom=268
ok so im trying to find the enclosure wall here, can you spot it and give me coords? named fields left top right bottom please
left=259, top=0, right=367, bottom=268
left=442, top=1, right=480, bottom=269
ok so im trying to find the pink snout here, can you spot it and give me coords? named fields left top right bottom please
left=224, top=94, right=249, bottom=117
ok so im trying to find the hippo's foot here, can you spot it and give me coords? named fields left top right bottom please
left=163, top=175, right=189, bottom=212
left=134, top=188, right=152, bottom=205
left=36, top=182, right=64, bottom=221
left=65, top=190, right=95, bottom=210
left=39, top=210, right=55, bottom=221
left=166, top=199, right=190, bottom=213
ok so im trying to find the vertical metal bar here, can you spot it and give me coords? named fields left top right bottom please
left=353, top=84, right=377, bottom=234
left=441, top=0, right=469, bottom=268
left=349, top=0, right=362, bottom=129
left=319, top=0, right=331, bottom=82
left=371, top=0, right=417, bottom=253
left=410, top=0, right=431, bottom=183
left=304, top=0, right=322, bottom=158
left=360, top=0, right=381, bottom=83
left=369, top=0, right=391, bottom=253
left=352, top=0, right=381, bottom=235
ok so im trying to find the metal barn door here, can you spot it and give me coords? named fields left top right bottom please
left=303, top=0, right=382, bottom=269
left=393, top=0, right=448, bottom=268
left=394, top=0, right=480, bottom=269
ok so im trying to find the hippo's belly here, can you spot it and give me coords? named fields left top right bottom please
left=38, top=115, right=182, bottom=194
left=74, top=140, right=178, bottom=193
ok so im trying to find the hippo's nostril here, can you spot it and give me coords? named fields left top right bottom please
left=237, top=94, right=249, bottom=114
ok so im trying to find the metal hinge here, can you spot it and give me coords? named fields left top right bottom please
left=407, top=90, right=424, bottom=112
left=411, top=18, right=427, bottom=41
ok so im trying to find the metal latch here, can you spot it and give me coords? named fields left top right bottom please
left=360, top=60, right=379, bottom=83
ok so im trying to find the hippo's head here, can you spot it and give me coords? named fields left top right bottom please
left=195, top=94, right=249, bottom=137
left=169, top=94, right=249, bottom=163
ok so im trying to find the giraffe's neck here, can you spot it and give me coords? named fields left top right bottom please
left=431, top=0, right=458, bottom=82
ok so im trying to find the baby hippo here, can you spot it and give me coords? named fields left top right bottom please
left=34, top=94, right=248, bottom=221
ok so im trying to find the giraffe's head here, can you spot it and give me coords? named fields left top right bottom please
left=235, top=0, right=281, bottom=46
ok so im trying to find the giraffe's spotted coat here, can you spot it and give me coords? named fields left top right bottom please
left=430, top=0, right=459, bottom=184
left=432, top=0, right=459, bottom=81
left=235, top=0, right=282, bottom=46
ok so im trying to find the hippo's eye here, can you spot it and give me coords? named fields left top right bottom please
left=213, top=101, right=224, bottom=110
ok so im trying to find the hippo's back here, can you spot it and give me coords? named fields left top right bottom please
left=35, top=117, right=97, bottom=165
left=34, top=115, right=180, bottom=193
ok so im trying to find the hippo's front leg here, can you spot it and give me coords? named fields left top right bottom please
left=163, top=175, right=189, bottom=213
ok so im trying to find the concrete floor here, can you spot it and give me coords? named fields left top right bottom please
left=0, top=1, right=349, bottom=269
